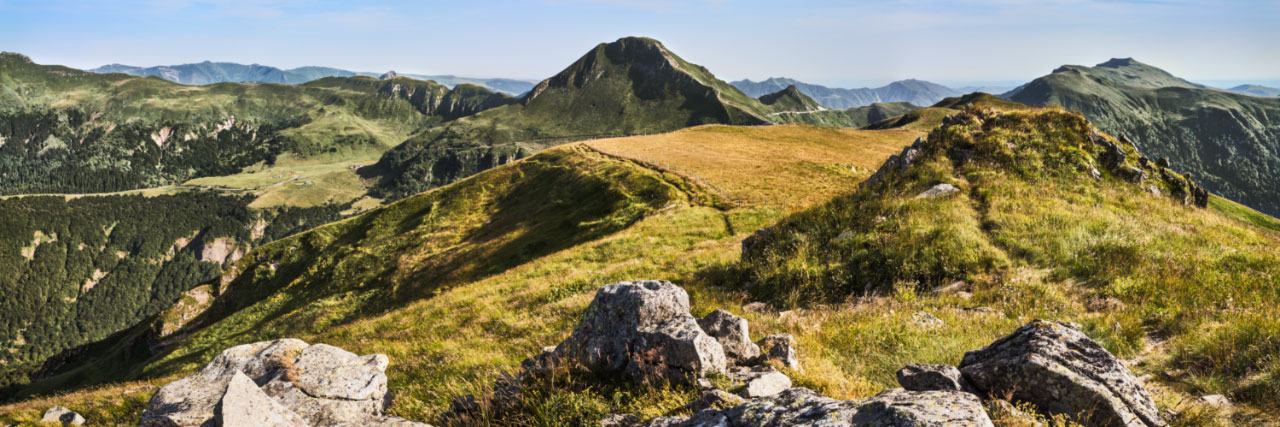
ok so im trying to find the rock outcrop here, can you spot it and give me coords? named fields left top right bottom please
left=453, top=281, right=798, bottom=422
left=862, top=137, right=925, bottom=189
left=548, top=280, right=728, bottom=382
left=959, top=320, right=1164, bottom=426
left=651, top=387, right=992, bottom=427
left=41, top=406, right=85, bottom=426
left=139, top=339, right=428, bottom=427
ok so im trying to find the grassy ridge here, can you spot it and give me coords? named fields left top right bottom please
left=742, top=107, right=1280, bottom=420
left=1006, top=59, right=1280, bottom=217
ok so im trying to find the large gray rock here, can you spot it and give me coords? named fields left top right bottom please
left=650, top=387, right=992, bottom=426
left=218, top=371, right=307, bottom=427
left=553, top=280, right=727, bottom=382
left=40, top=406, right=85, bottom=426
left=896, top=363, right=968, bottom=392
left=140, top=339, right=429, bottom=427
left=140, top=339, right=306, bottom=427
left=959, top=320, right=1165, bottom=427
left=697, top=310, right=760, bottom=364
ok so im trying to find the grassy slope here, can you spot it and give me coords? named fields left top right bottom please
left=1005, top=60, right=1280, bottom=217
left=587, top=124, right=923, bottom=209
left=743, top=107, right=1280, bottom=423
left=0, top=124, right=923, bottom=425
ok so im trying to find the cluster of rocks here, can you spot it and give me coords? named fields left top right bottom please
left=484, top=280, right=1166, bottom=427
left=122, top=280, right=1168, bottom=427
left=862, top=136, right=925, bottom=190
left=137, top=339, right=428, bottom=427
left=1092, top=132, right=1208, bottom=207
left=499, top=281, right=802, bottom=407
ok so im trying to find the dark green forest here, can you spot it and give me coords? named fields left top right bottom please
left=0, top=192, right=345, bottom=389
left=0, top=108, right=291, bottom=194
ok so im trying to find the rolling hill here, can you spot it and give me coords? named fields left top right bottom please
left=1004, top=58, right=1280, bottom=217
left=731, top=77, right=960, bottom=109
left=89, top=62, right=537, bottom=95
left=1229, top=84, right=1280, bottom=97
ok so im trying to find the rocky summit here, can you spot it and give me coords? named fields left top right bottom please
left=138, top=339, right=426, bottom=427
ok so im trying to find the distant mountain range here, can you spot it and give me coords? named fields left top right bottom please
left=1228, top=84, right=1280, bottom=97
left=731, top=77, right=982, bottom=109
left=87, top=61, right=537, bottom=95
left=1004, top=57, right=1280, bottom=216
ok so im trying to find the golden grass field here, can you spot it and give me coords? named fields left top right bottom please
left=586, top=124, right=924, bottom=210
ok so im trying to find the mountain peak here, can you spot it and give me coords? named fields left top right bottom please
left=380, top=71, right=399, bottom=80
left=1097, top=57, right=1140, bottom=68
left=758, top=84, right=823, bottom=112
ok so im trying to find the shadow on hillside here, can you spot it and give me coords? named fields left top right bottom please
left=128, top=151, right=681, bottom=380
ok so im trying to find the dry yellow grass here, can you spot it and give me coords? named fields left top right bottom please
left=586, top=124, right=921, bottom=210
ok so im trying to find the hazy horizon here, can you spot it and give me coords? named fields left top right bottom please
left=3, top=0, right=1278, bottom=89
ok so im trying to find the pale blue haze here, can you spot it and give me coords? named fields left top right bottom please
left=1, top=0, right=1276, bottom=88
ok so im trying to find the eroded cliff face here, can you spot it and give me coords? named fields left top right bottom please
left=375, top=78, right=516, bottom=120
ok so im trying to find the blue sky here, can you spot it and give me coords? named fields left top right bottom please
left=2, top=0, right=1277, bottom=88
